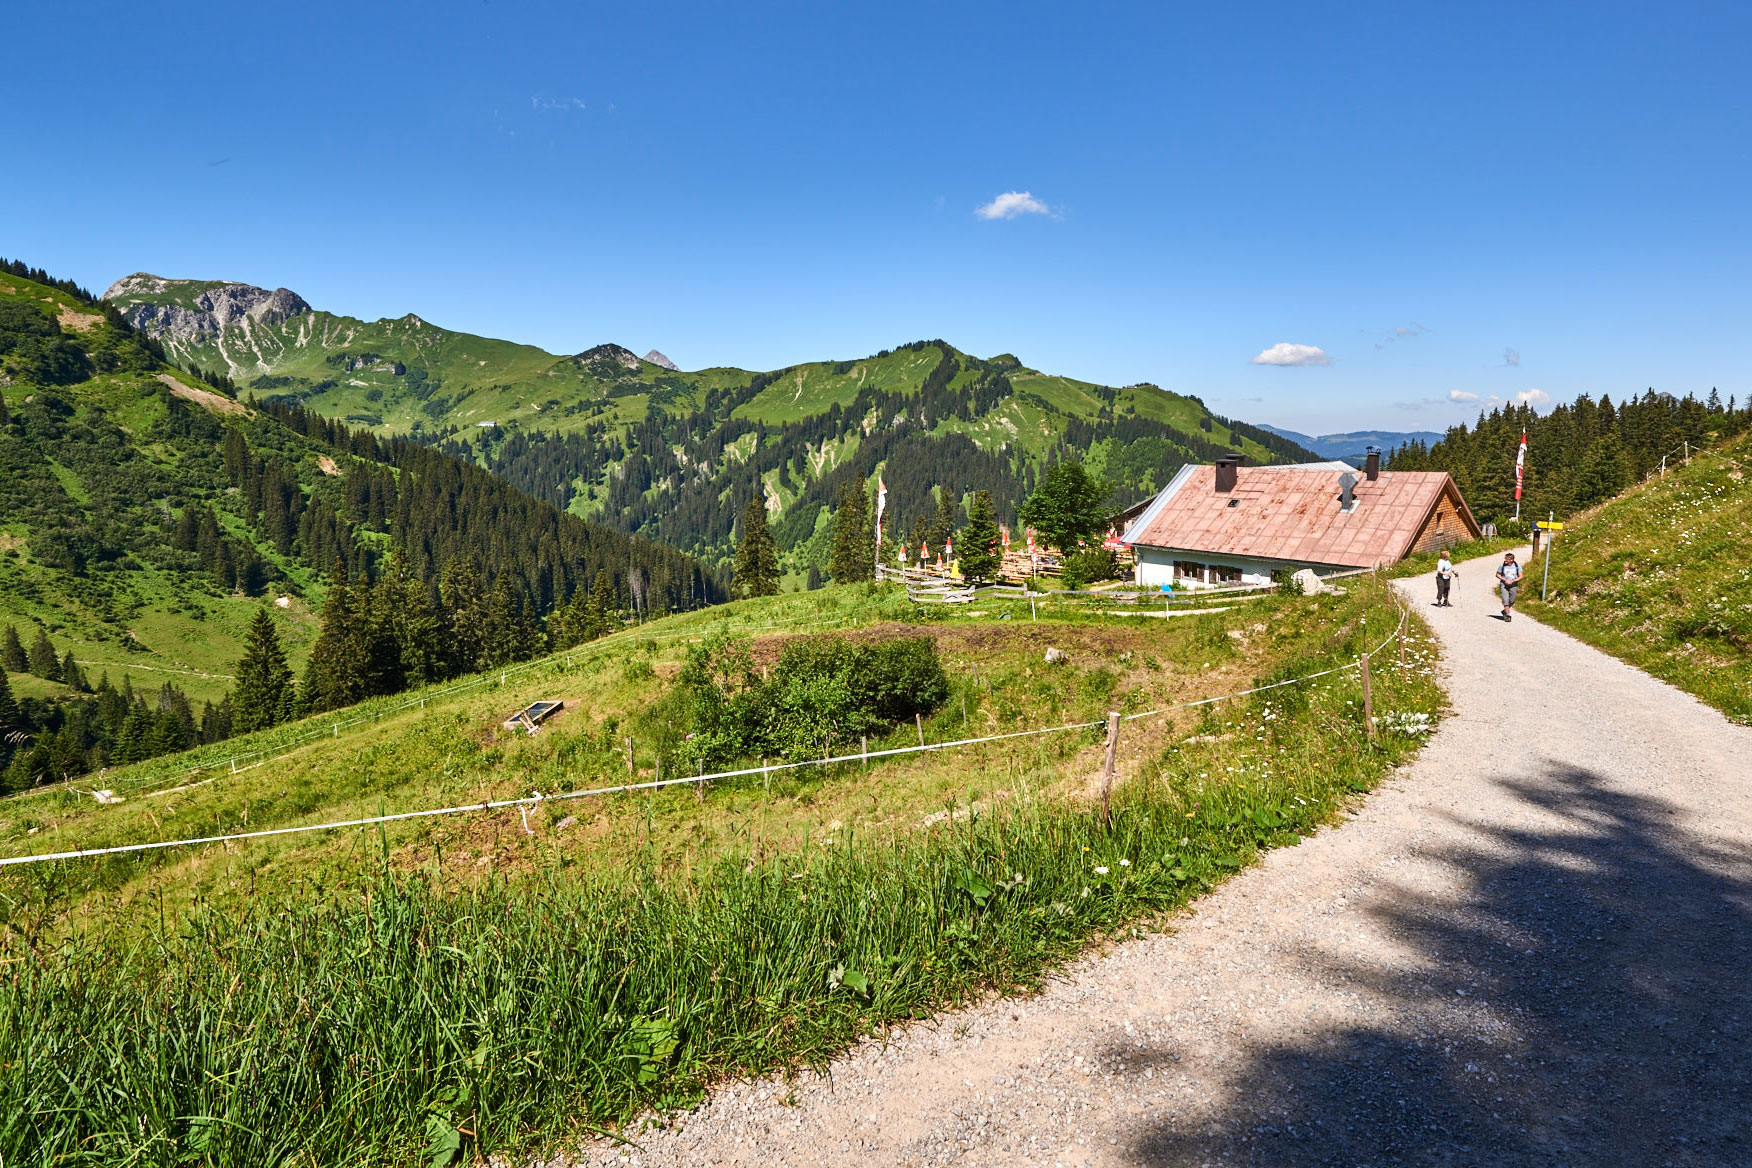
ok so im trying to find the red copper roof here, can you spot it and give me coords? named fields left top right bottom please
left=1128, top=466, right=1473, bottom=568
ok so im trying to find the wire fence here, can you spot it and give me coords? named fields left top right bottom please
left=5, top=610, right=869, bottom=803
left=0, top=601, right=1413, bottom=870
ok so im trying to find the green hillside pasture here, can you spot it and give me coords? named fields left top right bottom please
left=1523, top=434, right=1752, bottom=722
left=733, top=346, right=950, bottom=425
left=0, top=575, right=1441, bottom=1165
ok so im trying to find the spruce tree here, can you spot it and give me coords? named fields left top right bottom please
left=358, top=573, right=407, bottom=697
left=440, top=558, right=488, bottom=677
left=733, top=499, right=781, bottom=598
left=828, top=482, right=875, bottom=583
left=584, top=569, right=614, bottom=639
left=385, top=559, right=443, bottom=687
left=959, top=490, right=1002, bottom=582
left=59, top=651, right=86, bottom=693
left=0, top=670, right=18, bottom=735
left=27, top=629, right=61, bottom=682
left=923, top=488, right=960, bottom=552
left=305, top=560, right=368, bottom=712
left=1, top=626, right=26, bottom=673
left=233, top=606, right=295, bottom=734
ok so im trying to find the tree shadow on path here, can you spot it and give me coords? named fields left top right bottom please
left=1132, top=765, right=1752, bottom=1166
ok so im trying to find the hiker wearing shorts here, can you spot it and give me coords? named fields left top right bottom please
left=1435, top=552, right=1456, bottom=607
left=1496, top=552, right=1523, bottom=621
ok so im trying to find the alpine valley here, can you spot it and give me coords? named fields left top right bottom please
left=108, top=274, right=1320, bottom=573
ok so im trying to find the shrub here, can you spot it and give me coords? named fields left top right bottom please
left=675, top=633, right=949, bottom=767
left=1059, top=549, right=1119, bottom=591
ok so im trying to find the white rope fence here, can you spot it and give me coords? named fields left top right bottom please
left=0, top=606, right=1414, bottom=869
left=9, top=610, right=866, bottom=802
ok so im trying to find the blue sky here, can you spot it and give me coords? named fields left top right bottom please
left=5, top=0, right=1747, bottom=433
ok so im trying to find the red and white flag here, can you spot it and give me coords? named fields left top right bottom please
left=921, top=540, right=930, bottom=562
left=874, top=475, right=887, bottom=549
left=945, top=535, right=954, bottom=559
left=1515, top=430, right=1527, bottom=501
left=1025, top=527, right=1036, bottom=554
left=1001, top=524, right=1011, bottom=551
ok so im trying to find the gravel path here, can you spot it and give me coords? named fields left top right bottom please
left=563, top=548, right=1752, bottom=1167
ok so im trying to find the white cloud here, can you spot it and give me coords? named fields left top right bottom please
left=532, top=96, right=588, bottom=111
left=975, top=191, right=1051, bottom=220
left=1515, top=388, right=1552, bottom=409
left=1503, top=347, right=1520, bottom=367
left=1448, top=390, right=1480, bottom=403
left=1250, top=342, right=1331, bottom=367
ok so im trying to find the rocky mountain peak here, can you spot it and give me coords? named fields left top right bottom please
left=643, top=349, right=679, bottom=371
left=573, top=344, right=643, bottom=375
left=106, top=275, right=312, bottom=348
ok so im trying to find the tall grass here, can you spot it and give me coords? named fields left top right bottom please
left=0, top=579, right=1441, bottom=1165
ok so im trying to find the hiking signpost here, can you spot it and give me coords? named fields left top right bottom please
left=1537, top=515, right=1562, bottom=600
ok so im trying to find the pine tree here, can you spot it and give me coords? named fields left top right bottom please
left=304, top=561, right=369, bottom=712
left=959, top=490, right=1002, bottom=582
left=733, top=499, right=781, bottom=597
left=232, top=606, right=296, bottom=734
left=807, top=564, right=823, bottom=590
left=828, top=482, right=875, bottom=583
left=440, top=558, right=488, bottom=677
left=59, top=650, right=86, bottom=693
left=1, top=626, right=26, bottom=673
left=26, top=629, right=61, bottom=682
left=0, top=670, right=18, bottom=734
left=585, top=568, right=614, bottom=639
left=923, top=487, right=960, bottom=552
left=385, top=558, right=444, bottom=687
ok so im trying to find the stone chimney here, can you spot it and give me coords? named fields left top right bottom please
left=1364, top=447, right=1380, bottom=481
left=1214, top=454, right=1244, bottom=492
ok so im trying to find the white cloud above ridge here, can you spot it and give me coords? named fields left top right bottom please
left=1250, top=342, right=1331, bottom=367
left=1448, top=390, right=1480, bottom=403
left=975, top=191, right=1051, bottom=220
left=1516, top=389, right=1552, bottom=408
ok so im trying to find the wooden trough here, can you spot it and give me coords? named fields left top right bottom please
left=503, top=700, right=564, bottom=736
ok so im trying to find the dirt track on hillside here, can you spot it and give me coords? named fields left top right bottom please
left=560, top=548, right=1752, bottom=1168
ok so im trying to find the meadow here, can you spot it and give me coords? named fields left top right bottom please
left=1522, top=433, right=1751, bottom=722
left=0, top=572, right=1443, bottom=1166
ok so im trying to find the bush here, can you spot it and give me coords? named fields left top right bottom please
left=1058, top=548, right=1119, bottom=591
left=675, top=633, right=950, bottom=767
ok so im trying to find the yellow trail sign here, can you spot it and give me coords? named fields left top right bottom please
left=1536, top=521, right=1564, bottom=530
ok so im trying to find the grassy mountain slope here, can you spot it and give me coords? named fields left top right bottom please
left=1523, top=433, right=1751, bottom=722
left=1, top=266, right=719, bottom=791
left=1, top=273, right=328, bottom=702
left=1, top=574, right=1439, bottom=1164
left=110, top=276, right=1320, bottom=572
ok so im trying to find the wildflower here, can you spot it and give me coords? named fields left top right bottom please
left=1094, top=866, right=1109, bottom=875
left=1119, top=859, right=1131, bottom=867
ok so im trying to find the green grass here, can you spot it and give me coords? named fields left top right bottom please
left=0, top=575, right=1441, bottom=1165
left=1522, top=434, right=1751, bottom=722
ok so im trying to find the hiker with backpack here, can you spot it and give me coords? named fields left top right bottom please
left=1496, top=552, right=1523, bottom=621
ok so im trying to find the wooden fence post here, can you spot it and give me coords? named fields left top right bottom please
left=626, top=737, right=634, bottom=775
left=1397, top=616, right=1407, bottom=673
left=1361, top=653, right=1376, bottom=743
left=862, top=735, right=868, bottom=768
left=1101, top=710, right=1120, bottom=825
left=916, top=713, right=925, bottom=748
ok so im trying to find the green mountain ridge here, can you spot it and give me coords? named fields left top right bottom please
left=110, top=273, right=1321, bottom=572
left=1, top=265, right=718, bottom=788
